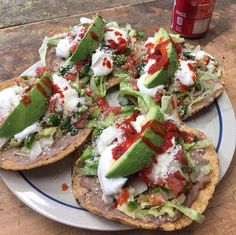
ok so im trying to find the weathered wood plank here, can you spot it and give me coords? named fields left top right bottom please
left=0, top=0, right=152, bottom=28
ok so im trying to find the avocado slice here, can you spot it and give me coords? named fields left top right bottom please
left=68, top=14, right=105, bottom=62
left=105, top=106, right=165, bottom=178
left=143, top=28, right=178, bottom=88
left=0, top=77, right=52, bottom=138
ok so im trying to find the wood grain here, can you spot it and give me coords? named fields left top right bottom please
left=0, top=0, right=151, bottom=28
left=0, top=0, right=236, bottom=234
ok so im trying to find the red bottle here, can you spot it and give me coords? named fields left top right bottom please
left=171, top=0, right=215, bottom=38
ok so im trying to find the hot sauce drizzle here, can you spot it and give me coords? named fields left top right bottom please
left=90, top=31, right=99, bottom=41
left=36, top=83, right=48, bottom=98
left=147, top=39, right=171, bottom=75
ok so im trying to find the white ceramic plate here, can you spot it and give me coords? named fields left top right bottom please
left=0, top=62, right=236, bottom=231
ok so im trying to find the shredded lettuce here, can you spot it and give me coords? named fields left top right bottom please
left=169, top=33, right=185, bottom=43
left=183, top=142, right=196, bottom=151
left=87, top=113, right=115, bottom=129
left=9, top=138, right=21, bottom=147
left=90, top=76, right=107, bottom=97
left=76, top=145, right=94, bottom=164
left=112, top=66, right=130, bottom=81
left=75, top=144, right=99, bottom=176
left=124, top=24, right=144, bottom=39
left=38, top=37, right=49, bottom=66
left=161, top=95, right=181, bottom=123
left=165, top=201, right=205, bottom=223
left=198, top=71, right=218, bottom=81
left=120, top=105, right=136, bottom=115
left=191, top=138, right=212, bottom=150
left=38, top=127, right=57, bottom=137
left=38, top=37, right=59, bottom=66
left=119, top=81, right=156, bottom=114
left=87, top=113, right=116, bottom=138
left=75, top=159, right=98, bottom=176
left=149, top=205, right=175, bottom=217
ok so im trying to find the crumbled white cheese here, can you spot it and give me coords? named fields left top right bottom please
left=29, top=136, right=54, bottom=159
left=195, top=50, right=213, bottom=60
left=56, top=37, right=71, bottom=58
left=14, top=122, right=41, bottom=142
left=98, top=145, right=127, bottom=196
left=0, top=86, right=24, bottom=121
left=131, top=115, right=146, bottom=133
left=174, top=60, right=197, bottom=87
left=150, top=143, right=183, bottom=182
left=96, top=125, right=123, bottom=155
left=63, top=89, right=80, bottom=115
left=137, top=73, right=164, bottom=97
left=91, top=47, right=113, bottom=76
left=52, top=74, right=69, bottom=88
left=52, top=74, right=79, bottom=116
left=79, top=17, right=92, bottom=25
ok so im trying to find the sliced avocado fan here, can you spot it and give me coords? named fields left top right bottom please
left=0, top=76, right=52, bottom=138
left=105, top=106, right=165, bottom=178
left=143, top=28, right=178, bottom=88
left=68, top=13, right=105, bottom=62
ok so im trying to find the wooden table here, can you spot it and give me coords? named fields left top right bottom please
left=0, top=0, right=235, bottom=234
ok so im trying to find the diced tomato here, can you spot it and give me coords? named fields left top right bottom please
left=70, top=44, right=78, bottom=53
left=64, top=72, right=76, bottom=81
left=148, top=194, right=165, bottom=206
left=85, top=89, right=93, bottom=97
left=166, top=172, right=185, bottom=198
left=181, top=131, right=196, bottom=143
left=139, top=167, right=152, bottom=186
left=104, top=106, right=121, bottom=116
left=179, top=83, right=188, bottom=91
left=145, top=42, right=154, bottom=53
left=111, top=202, right=117, bottom=209
left=160, top=139, right=173, bottom=153
left=154, top=91, right=163, bottom=102
left=117, top=188, right=129, bottom=206
left=97, top=96, right=110, bottom=113
left=174, top=149, right=188, bottom=165
left=73, top=112, right=90, bottom=129
left=172, top=41, right=182, bottom=59
left=36, top=66, right=51, bottom=76
left=205, top=56, right=210, bottom=65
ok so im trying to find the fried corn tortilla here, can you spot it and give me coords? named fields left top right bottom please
left=184, top=79, right=224, bottom=120
left=71, top=125, right=219, bottom=230
left=0, top=78, right=91, bottom=170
